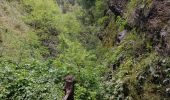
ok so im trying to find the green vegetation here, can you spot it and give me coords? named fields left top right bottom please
left=0, top=0, right=170, bottom=100
left=0, top=0, right=106, bottom=99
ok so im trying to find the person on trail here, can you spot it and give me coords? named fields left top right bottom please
left=63, top=75, right=75, bottom=100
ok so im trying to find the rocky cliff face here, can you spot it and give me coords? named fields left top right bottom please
left=109, top=0, right=170, bottom=55
left=101, top=0, right=170, bottom=99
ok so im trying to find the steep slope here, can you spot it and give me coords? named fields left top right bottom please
left=0, top=0, right=106, bottom=99
left=0, top=0, right=170, bottom=99
left=96, top=0, right=170, bottom=99
left=0, top=0, right=41, bottom=63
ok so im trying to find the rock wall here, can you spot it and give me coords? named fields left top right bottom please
left=109, top=0, right=170, bottom=55
left=101, top=0, right=170, bottom=99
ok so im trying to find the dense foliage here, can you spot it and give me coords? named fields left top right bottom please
left=0, top=0, right=107, bottom=99
left=0, top=0, right=170, bottom=100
